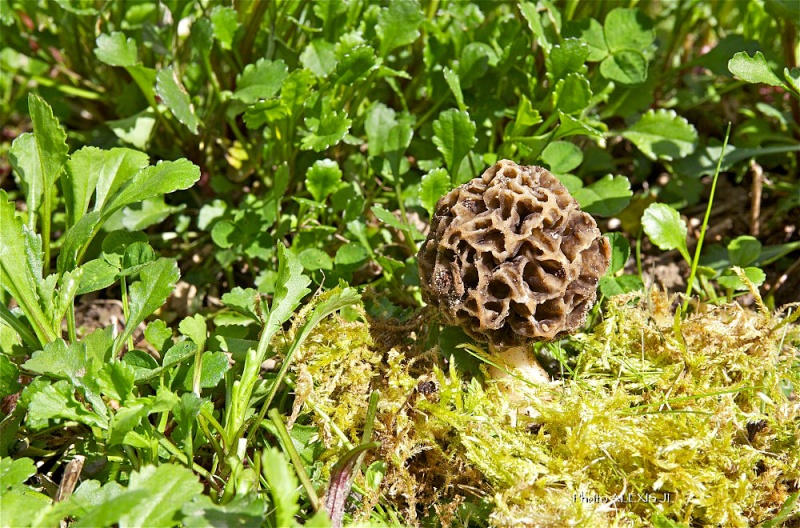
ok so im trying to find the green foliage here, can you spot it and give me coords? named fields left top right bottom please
left=1, top=0, right=799, bottom=526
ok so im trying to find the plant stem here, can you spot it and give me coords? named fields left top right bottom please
left=269, top=408, right=321, bottom=512
left=683, top=124, right=731, bottom=311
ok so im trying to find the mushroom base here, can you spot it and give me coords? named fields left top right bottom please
left=487, top=345, right=550, bottom=385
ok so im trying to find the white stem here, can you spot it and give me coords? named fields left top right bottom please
left=488, top=345, right=550, bottom=385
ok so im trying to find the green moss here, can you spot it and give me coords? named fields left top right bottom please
left=292, top=290, right=800, bottom=526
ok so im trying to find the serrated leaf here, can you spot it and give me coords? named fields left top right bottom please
left=179, top=314, right=207, bottom=352
left=301, top=39, right=337, bottom=78
left=156, top=67, right=199, bottom=134
left=181, top=494, right=266, bottom=528
left=377, top=0, right=424, bottom=57
left=281, top=69, right=316, bottom=119
left=106, top=159, right=200, bottom=216
left=0, top=354, right=21, bottom=398
left=301, top=110, right=352, bottom=152
left=547, top=38, right=589, bottom=80
left=210, top=5, right=239, bottom=50
left=9, top=94, right=69, bottom=229
left=573, top=175, right=632, bottom=217
left=0, top=190, right=55, bottom=345
left=94, top=32, right=138, bottom=67
left=541, top=141, right=583, bottom=173
left=0, top=457, right=36, bottom=487
left=27, top=380, right=107, bottom=430
left=233, top=59, right=289, bottom=104
left=432, top=109, right=476, bottom=180
left=221, top=287, right=261, bottom=322
left=97, top=360, right=136, bottom=403
left=145, top=319, right=173, bottom=352
left=265, top=245, right=311, bottom=341
left=420, top=168, right=451, bottom=216
left=554, top=73, right=592, bottom=114
left=306, top=159, right=342, bottom=202
left=603, top=8, right=654, bottom=53
left=119, top=464, right=203, bottom=528
left=642, top=203, right=690, bottom=263
left=443, top=67, right=465, bottom=112
left=64, top=147, right=150, bottom=228
left=261, top=447, right=300, bottom=526
left=102, top=230, right=149, bottom=268
left=600, top=50, right=648, bottom=84
left=113, top=258, right=180, bottom=356
left=563, top=18, right=607, bottom=61
left=621, top=109, right=698, bottom=160
left=333, top=45, right=377, bottom=85
left=728, top=51, right=784, bottom=87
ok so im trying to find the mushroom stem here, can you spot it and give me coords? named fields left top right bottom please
left=487, top=345, right=550, bottom=385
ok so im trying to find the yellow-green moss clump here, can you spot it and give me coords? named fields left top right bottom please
left=291, top=289, right=800, bottom=527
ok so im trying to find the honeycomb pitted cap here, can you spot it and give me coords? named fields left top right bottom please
left=417, top=159, right=611, bottom=348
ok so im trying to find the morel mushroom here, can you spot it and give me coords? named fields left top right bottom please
left=418, top=159, right=611, bottom=383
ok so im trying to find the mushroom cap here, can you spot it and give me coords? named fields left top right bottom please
left=417, top=160, right=611, bottom=348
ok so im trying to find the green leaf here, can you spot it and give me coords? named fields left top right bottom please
left=573, top=175, right=632, bottom=217
left=0, top=354, right=21, bottom=398
left=301, top=110, right=352, bottom=152
left=443, top=67, right=466, bottom=112
left=432, top=109, right=477, bottom=180
left=333, top=46, right=377, bottom=86
left=301, top=40, right=337, bottom=78
left=261, top=448, right=300, bottom=527
left=156, top=67, right=199, bottom=134
left=145, top=319, right=173, bottom=352
left=599, top=274, right=644, bottom=297
left=334, top=243, right=368, bottom=267
left=604, top=232, right=631, bottom=275
left=119, top=464, right=203, bottom=528
left=563, top=18, right=607, bottom=61
left=114, top=258, right=180, bottom=356
left=420, top=168, right=451, bottom=216
left=621, top=109, right=698, bottom=160
left=554, top=73, right=592, bottom=114
left=297, top=248, right=334, bottom=271
left=183, top=352, right=228, bottom=390
left=9, top=94, right=69, bottom=227
left=547, top=38, right=589, bottom=80
left=728, top=51, right=784, bottom=87
left=105, top=159, right=200, bottom=216
left=179, top=314, right=207, bottom=352
left=94, top=32, right=138, bottom=67
left=519, top=1, right=556, bottom=53
left=210, top=5, right=239, bottom=50
left=377, top=0, right=424, bottom=57
left=0, top=190, right=55, bottom=345
left=717, top=266, right=766, bottom=290
left=600, top=50, right=648, bottom=85
left=541, top=141, right=583, bottom=174
left=728, top=236, right=762, bottom=268
left=265, top=245, right=311, bottom=341
left=102, top=230, right=150, bottom=268
left=785, top=67, right=800, bottom=93
left=221, top=287, right=262, bottom=323
left=0, top=457, right=36, bottom=486
left=603, top=8, right=654, bottom=54
left=97, top=360, right=136, bottom=404
left=306, top=159, right=342, bottom=202
left=27, top=380, right=107, bottom=430
left=63, top=147, right=150, bottom=227
left=371, top=204, right=406, bottom=231
left=642, top=203, right=690, bottom=263
left=181, top=494, right=266, bottom=528
left=233, top=59, right=288, bottom=104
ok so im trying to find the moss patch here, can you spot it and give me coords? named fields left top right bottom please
left=291, top=290, right=800, bottom=526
